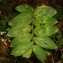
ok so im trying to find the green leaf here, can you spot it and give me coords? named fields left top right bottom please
left=10, top=33, right=32, bottom=47
left=11, top=42, right=32, bottom=56
left=34, top=17, right=57, bottom=26
left=15, top=4, right=34, bottom=12
left=0, top=15, right=7, bottom=31
left=6, top=7, right=12, bottom=13
left=33, top=45, right=46, bottom=62
left=22, top=49, right=32, bottom=58
left=54, top=8, right=63, bottom=19
left=34, top=36, right=57, bottom=49
left=1, top=0, right=7, bottom=6
left=58, top=41, right=63, bottom=47
left=7, top=24, right=32, bottom=37
left=9, top=11, right=33, bottom=26
left=34, top=6, right=57, bottom=18
left=34, top=25, right=58, bottom=36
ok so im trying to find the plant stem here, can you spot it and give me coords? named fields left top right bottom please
left=31, top=14, right=34, bottom=44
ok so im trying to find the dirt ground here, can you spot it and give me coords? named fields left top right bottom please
left=0, top=0, right=63, bottom=63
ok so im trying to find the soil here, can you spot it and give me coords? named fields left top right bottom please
left=0, top=0, right=63, bottom=63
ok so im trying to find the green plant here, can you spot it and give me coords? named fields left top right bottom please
left=0, top=0, right=7, bottom=6
left=54, top=8, right=63, bottom=19
left=7, top=4, right=58, bottom=63
left=0, top=14, right=7, bottom=33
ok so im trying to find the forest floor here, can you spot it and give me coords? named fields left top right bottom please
left=0, top=0, right=63, bottom=63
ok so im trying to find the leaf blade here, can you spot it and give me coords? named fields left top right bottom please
left=15, top=4, right=34, bottom=12
left=33, top=45, right=46, bottom=62
left=22, top=49, right=32, bottom=58
left=34, top=6, right=57, bottom=18
left=11, top=42, right=32, bottom=56
left=34, top=36, right=57, bottom=49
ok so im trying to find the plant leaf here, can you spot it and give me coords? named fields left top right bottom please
left=10, top=33, right=32, bottom=47
left=7, top=24, right=31, bottom=37
left=1, top=0, right=7, bottom=6
left=34, top=25, right=58, bottom=36
left=34, top=6, right=57, bottom=18
left=22, top=49, right=32, bottom=58
left=58, top=41, right=63, bottom=47
left=9, top=11, right=33, bottom=26
left=34, top=36, right=57, bottom=49
left=15, top=4, right=34, bottom=12
left=0, top=15, right=7, bottom=31
left=34, top=17, right=57, bottom=26
left=54, top=8, right=63, bottom=19
left=33, top=45, right=46, bottom=62
left=11, top=42, right=32, bottom=56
